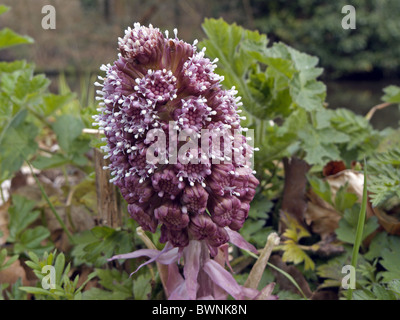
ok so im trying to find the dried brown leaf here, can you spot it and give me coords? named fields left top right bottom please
left=280, top=157, right=311, bottom=232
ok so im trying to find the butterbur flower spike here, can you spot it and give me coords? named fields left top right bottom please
left=95, top=22, right=271, bottom=300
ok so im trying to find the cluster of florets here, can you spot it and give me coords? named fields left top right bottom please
left=93, top=23, right=259, bottom=251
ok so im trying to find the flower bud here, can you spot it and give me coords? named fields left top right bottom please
left=181, top=184, right=209, bottom=215
left=189, top=214, right=217, bottom=241
left=119, top=23, right=164, bottom=66
left=128, top=203, right=158, bottom=233
left=154, top=201, right=189, bottom=230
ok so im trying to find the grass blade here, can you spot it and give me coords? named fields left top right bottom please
left=348, top=158, right=368, bottom=299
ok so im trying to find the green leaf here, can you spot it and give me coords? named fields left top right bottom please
left=34, top=92, right=75, bottom=118
left=31, top=154, right=69, bottom=170
left=248, top=196, right=273, bottom=219
left=387, top=279, right=400, bottom=298
left=200, top=18, right=269, bottom=119
left=54, top=253, right=66, bottom=285
left=52, top=115, right=85, bottom=153
left=28, top=251, right=40, bottom=265
left=0, top=28, right=33, bottom=50
left=382, top=85, right=400, bottom=104
left=5, top=278, right=27, bottom=300
left=372, top=283, right=397, bottom=300
left=0, top=60, right=29, bottom=73
left=330, top=108, right=378, bottom=151
left=241, top=220, right=268, bottom=239
left=0, top=109, right=38, bottom=181
left=364, top=232, right=390, bottom=261
left=379, top=236, right=400, bottom=282
left=308, top=175, right=333, bottom=205
left=290, top=74, right=326, bottom=111
left=280, top=213, right=315, bottom=270
left=367, top=148, right=400, bottom=207
left=14, top=73, right=49, bottom=105
left=298, top=126, right=342, bottom=166
left=0, top=249, right=18, bottom=272
left=72, top=227, right=134, bottom=267
left=133, top=274, right=152, bottom=300
left=13, top=226, right=53, bottom=256
left=1, top=254, right=18, bottom=270
left=18, top=287, right=53, bottom=296
left=0, top=249, right=6, bottom=267
left=7, top=195, right=40, bottom=242
left=91, top=226, right=115, bottom=238
left=352, top=289, right=376, bottom=300
left=317, top=252, right=351, bottom=288
left=83, top=269, right=133, bottom=300
left=50, top=114, right=90, bottom=167
left=335, top=207, right=379, bottom=244
left=334, top=185, right=359, bottom=213
left=0, top=5, right=10, bottom=16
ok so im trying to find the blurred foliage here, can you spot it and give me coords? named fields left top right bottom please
left=252, top=0, right=400, bottom=79
left=200, top=17, right=385, bottom=175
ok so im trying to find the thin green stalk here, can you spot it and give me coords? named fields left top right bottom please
left=25, top=161, right=75, bottom=244
left=242, top=248, right=308, bottom=300
left=267, top=262, right=308, bottom=300
left=348, top=158, right=368, bottom=299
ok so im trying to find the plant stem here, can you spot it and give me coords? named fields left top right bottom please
left=348, top=158, right=368, bottom=299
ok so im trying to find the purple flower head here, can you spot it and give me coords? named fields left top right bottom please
left=93, top=22, right=259, bottom=251
left=209, top=195, right=244, bottom=229
left=207, top=87, right=243, bottom=129
left=135, top=69, right=177, bottom=103
left=151, top=167, right=185, bottom=200
left=154, top=201, right=189, bottom=231
left=174, top=154, right=212, bottom=186
left=173, top=96, right=211, bottom=133
left=206, top=163, right=235, bottom=196
left=181, top=49, right=222, bottom=94
left=206, top=226, right=230, bottom=248
left=118, top=23, right=164, bottom=65
left=117, top=174, right=154, bottom=204
left=160, top=225, right=189, bottom=248
left=128, top=203, right=158, bottom=233
left=188, top=214, right=217, bottom=241
left=181, top=184, right=208, bottom=215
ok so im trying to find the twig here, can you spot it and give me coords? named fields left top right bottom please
left=365, top=102, right=392, bottom=121
left=82, top=128, right=104, bottom=135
